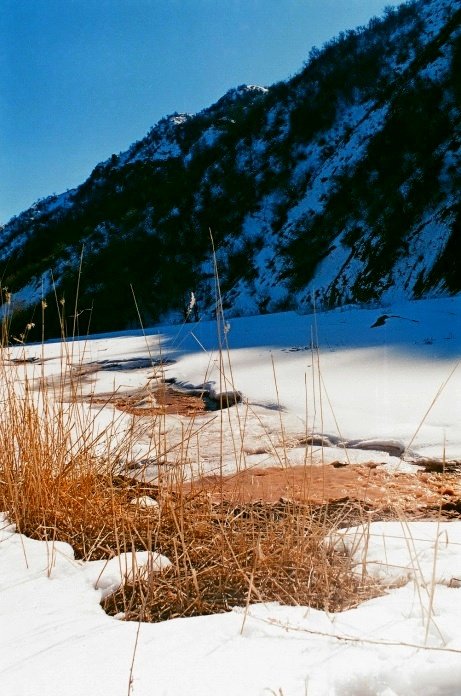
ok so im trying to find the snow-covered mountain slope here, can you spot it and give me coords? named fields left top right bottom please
left=1, top=0, right=460, bottom=336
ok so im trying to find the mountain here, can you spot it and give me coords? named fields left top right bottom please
left=1, top=0, right=460, bottom=337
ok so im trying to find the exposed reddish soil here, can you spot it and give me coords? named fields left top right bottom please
left=184, top=464, right=461, bottom=518
left=91, top=385, right=208, bottom=417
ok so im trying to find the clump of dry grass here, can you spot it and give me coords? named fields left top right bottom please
left=0, top=373, right=106, bottom=555
left=103, top=492, right=379, bottom=622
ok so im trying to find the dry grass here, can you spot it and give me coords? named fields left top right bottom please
left=0, top=315, right=382, bottom=625
left=103, top=490, right=379, bottom=622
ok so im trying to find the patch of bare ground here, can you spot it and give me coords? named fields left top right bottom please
left=182, top=464, right=461, bottom=518
left=91, top=385, right=208, bottom=417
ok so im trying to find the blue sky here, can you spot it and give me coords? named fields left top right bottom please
left=1, top=0, right=403, bottom=223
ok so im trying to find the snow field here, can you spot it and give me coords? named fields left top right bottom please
left=3, top=294, right=460, bottom=478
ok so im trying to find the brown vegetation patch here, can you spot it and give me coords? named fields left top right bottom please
left=103, top=488, right=379, bottom=622
left=102, top=466, right=461, bottom=623
left=4, top=443, right=460, bottom=625
left=2, top=463, right=381, bottom=622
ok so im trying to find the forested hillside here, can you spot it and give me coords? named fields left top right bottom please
left=1, top=0, right=460, bottom=336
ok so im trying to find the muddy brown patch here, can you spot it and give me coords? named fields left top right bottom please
left=183, top=464, right=461, bottom=517
left=91, top=385, right=208, bottom=417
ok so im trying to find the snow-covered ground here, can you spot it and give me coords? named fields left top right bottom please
left=2, top=514, right=461, bottom=695
left=6, top=294, right=461, bottom=476
left=2, top=294, right=461, bottom=695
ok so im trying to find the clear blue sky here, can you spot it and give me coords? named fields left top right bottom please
left=1, top=0, right=403, bottom=223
